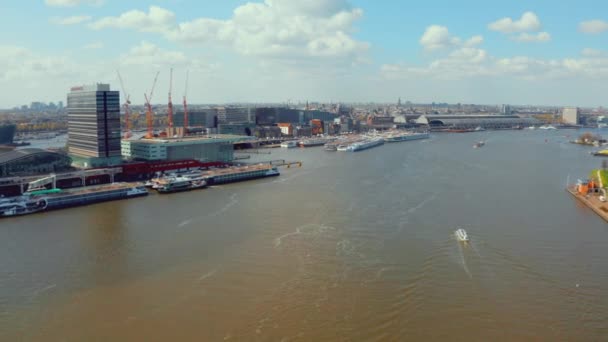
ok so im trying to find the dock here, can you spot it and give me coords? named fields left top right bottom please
left=566, top=186, right=608, bottom=222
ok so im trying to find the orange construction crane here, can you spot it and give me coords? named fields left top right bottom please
left=167, top=68, right=174, bottom=135
left=116, top=70, right=131, bottom=139
left=183, top=70, right=189, bottom=135
left=145, top=71, right=160, bottom=139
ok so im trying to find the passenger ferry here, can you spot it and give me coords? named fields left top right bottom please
left=156, top=176, right=207, bottom=194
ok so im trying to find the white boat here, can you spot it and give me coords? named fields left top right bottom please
left=539, top=125, right=557, bottom=130
left=345, top=137, right=385, bottom=152
left=473, top=141, right=485, bottom=148
left=474, top=126, right=485, bottom=131
left=280, top=141, right=298, bottom=148
left=525, top=126, right=536, bottom=130
left=455, top=228, right=469, bottom=242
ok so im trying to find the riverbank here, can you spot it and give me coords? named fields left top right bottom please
left=566, top=185, right=608, bottom=222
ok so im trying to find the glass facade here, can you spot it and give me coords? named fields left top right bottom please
left=67, top=85, right=121, bottom=159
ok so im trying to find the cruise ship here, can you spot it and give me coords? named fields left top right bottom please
left=0, top=183, right=148, bottom=218
left=384, top=132, right=430, bottom=143
left=345, top=137, right=385, bottom=152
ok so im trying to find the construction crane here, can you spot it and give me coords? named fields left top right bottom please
left=145, top=71, right=160, bottom=139
left=167, top=68, right=174, bottom=136
left=183, top=70, right=189, bottom=135
left=116, top=70, right=131, bottom=139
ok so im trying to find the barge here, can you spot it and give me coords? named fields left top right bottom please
left=0, top=183, right=148, bottom=218
left=204, top=164, right=280, bottom=185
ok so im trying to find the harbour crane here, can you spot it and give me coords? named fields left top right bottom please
left=167, top=68, right=174, bottom=136
left=145, top=71, right=160, bottom=139
left=116, top=71, right=131, bottom=139
left=183, top=70, right=189, bottom=135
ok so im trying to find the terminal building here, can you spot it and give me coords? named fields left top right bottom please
left=67, top=84, right=122, bottom=168
left=416, top=115, right=539, bottom=130
left=121, top=135, right=253, bottom=163
left=0, top=148, right=72, bottom=177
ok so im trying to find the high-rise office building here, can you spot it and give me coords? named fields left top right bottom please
left=67, top=84, right=122, bottom=168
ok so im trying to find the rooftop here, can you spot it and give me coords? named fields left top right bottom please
left=0, top=148, right=63, bottom=165
left=126, top=134, right=254, bottom=145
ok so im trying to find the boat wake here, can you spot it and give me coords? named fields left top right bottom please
left=210, top=193, right=238, bottom=217
left=456, top=239, right=472, bottom=278
left=178, top=219, right=193, bottom=228
left=273, top=223, right=335, bottom=248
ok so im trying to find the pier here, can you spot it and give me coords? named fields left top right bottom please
left=566, top=186, right=608, bottom=222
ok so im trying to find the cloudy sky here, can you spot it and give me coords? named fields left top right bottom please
left=1, top=0, right=608, bottom=107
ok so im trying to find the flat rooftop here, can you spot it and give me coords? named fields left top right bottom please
left=126, top=134, right=254, bottom=145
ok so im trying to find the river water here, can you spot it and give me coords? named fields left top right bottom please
left=1, top=130, right=607, bottom=341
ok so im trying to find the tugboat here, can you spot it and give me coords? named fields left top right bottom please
left=455, top=228, right=469, bottom=242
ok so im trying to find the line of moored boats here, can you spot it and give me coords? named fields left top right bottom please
left=0, top=164, right=280, bottom=218
left=281, top=131, right=431, bottom=152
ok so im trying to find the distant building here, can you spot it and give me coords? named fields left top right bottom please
left=0, top=124, right=16, bottom=144
left=501, top=104, right=512, bottom=115
left=174, top=110, right=217, bottom=128
left=217, top=123, right=256, bottom=136
left=67, top=84, right=122, bottom=168
left=367, top=115, right=394, bottom=129
left=294, top=126, right=312, bottom=137
left=216, top=106, right=252, bottom=124
left=416, top=115, right=538, bottom=129
left=277, top=123, right=294, bottom=136
left=254, top=126, right=282, bottom=139
left=562, top=107, right=579, bottom=125
left=310, top=119, right=324, bottom=135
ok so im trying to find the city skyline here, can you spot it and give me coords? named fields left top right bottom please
left=2, top=0, right=608, bottom=108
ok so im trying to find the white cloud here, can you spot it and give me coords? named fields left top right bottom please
left=89, top=6, right=175, bottom=33
left=512, top=31, right=551, bottom=42
left=419, top=25, right=482, bottom=51
left=489, top=11, right=541, bottom=33
left=579, top=20, right=608, bottom=34
left=0, top=45, right=76, bottom=82
left=89, top=1, right=369, bottom=60
left=50, top=15, right=92, bottom=25
left=83, top=42, right=103, bottom=49
left=382, top=48, right=608, bottom=82
left=581, top=48, right=604, bottom=57
left=119, top=41, right=218, bottom=73
left=45, top=0, right=103, bottom=7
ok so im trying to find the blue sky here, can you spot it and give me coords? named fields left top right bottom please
left=1, top=0, right=608, bottom=107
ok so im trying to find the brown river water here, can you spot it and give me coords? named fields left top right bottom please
left=1, top=130, right=607, bottom=341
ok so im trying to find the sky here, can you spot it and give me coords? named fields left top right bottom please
left=1, top=0, right=608, bottom=108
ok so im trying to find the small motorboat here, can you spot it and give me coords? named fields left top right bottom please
left=455, top=228, right=469, bottom=242
left=473, top=141, right=485, bottom=148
